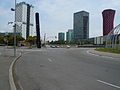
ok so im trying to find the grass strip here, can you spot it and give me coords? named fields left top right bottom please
left=95, top=48, right=120, bottom=54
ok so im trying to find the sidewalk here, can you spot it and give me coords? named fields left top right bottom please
left=0, top=48, right=18, bottom=90
left=89, top=49, right=120, bottom=58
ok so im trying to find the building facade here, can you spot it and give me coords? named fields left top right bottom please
left=66, top=29, right=74, bottom=42
left=102, top=9, right=115, bottom=36
left=73, top=11, right=89, bottom=42
left=0, top=32, right=20, bottom=37
left=16, top=2, right=34, bottom=39
left=58, top=32, right=65, bottom=41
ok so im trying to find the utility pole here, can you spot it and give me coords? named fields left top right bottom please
left=14, top=0, right=17, bottom=57
left=44, top=33, right=46, bottom=47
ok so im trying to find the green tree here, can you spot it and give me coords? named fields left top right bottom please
left=6, top=35, right=14, bottom=45
left=26, top=36, right=36, bottom=46
left=0, top=37, right=5, bottom=44
left=16, top=35, right=25, bottom=42
left=5, top=35, right=25, bottom=45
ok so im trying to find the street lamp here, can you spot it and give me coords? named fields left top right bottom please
left=11, top=0, right=17, bottom=57
left=11, top=8, right=15, bottom=11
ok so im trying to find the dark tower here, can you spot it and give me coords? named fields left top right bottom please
left=102, top=9, right=115, bottom=36
left=73, top=11, right=89, bottom=42
left=35, top=12, right=41, bottom=48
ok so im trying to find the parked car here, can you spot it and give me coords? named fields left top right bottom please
left=66, top=45, right=70, bottom=48
left=50, top=45, right=60, bottom=48
left=56, top=45, right=60, bottom=48
left=0, top=44, right=5, bottom=46
left=50, top=45, right=56, bottom=48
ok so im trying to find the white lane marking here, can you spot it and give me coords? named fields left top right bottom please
left=101, top=55, right=114, bottom=59
left=97, top=80, right=120, bottom=89
left=23, top=52, right=32, bottom=55
left=87, top=50, right=114, bottom=59
left=87, top=50, right=99, bottom=57
left=48, top=58, right=53, bottom=62
left=18, top=81, right=24, bottom=90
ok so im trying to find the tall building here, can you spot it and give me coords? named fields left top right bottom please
left=66, top=29, right=74, bottom=42
left=73, top=11, right=89, bottom=42
left=102, top=9, right=115, bottom=36
left=58, top=32, right=65, bottom=41
left=16, top=2, right=34, bottom=39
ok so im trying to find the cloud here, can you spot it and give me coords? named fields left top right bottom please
left=34, top=0, right=76, bottom=39
left=105, top=0, right=120, bottom=8
left=34, top=0, right=105, bottom=38
left=0, top=6, right=14, bottom=32
left=0, top=0, right=120, bottom=40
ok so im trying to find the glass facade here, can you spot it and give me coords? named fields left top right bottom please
left=66, top=29, right=74, bottom=42
left=73, top=11, right=89, bottom=42
left=0, top=32, right=21, bottom=37
left=58, top=32, right=65, bottom=41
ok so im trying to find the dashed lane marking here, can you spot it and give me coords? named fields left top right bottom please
left=97, top=80, right=120, bottom=89
left=48, top=58, right=53, bottom=62
left=87, top=50, right=114, bottom=59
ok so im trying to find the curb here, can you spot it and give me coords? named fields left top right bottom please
left=87, top=49, right=120, bottom=59
left=9, top=52, right=22, bottom=90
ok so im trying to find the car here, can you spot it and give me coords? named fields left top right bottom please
left=66, top=45, right=70, bottom=48
left=50, top=45, right=56, bottom=48
left=0, top=44, right=5, bottom=46
left=56, top=45, right=60, bottom=48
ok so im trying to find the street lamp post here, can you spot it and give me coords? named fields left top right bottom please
left=11, top=0, right=22, bottom=56
left=14, top=0, right=17, bottom=57
left=44, top=33, right=46, bottom=47
left=11, top=0, right=17, bottom=57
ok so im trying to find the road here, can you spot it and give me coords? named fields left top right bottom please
left=15, top=48, right=120, bottom=90
left=0, top=47, right=15, bottom=90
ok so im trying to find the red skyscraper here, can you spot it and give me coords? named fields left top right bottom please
left=102, top=9, right=115, bottom=36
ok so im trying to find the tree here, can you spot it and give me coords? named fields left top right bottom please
left=0, top=37, right=5, bottom=44
left=16, top=35, right=25, bottom=42
left=26, top=36, right=36, bottom=47
left=5, top=35, right=25, bottom=45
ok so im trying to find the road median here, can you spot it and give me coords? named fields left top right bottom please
left=9, top=52, right=22, bottom=90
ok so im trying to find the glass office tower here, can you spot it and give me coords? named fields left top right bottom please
left=73, top=11, right=89, bottom=42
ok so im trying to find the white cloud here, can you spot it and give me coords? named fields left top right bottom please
left=1, top=0, right=120, bottom=40
left=107, top=0, right=120, bottom=8
left=34, top=0, right=104, bottom=39
left=0, top=6, right=14, bottom=32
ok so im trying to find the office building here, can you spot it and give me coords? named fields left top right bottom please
left=73, top=11, right=89, bottom=42
left=58, top=32, right=65, bottom=41
left=0, top=32, right=20, bottom=37
left=102, top=9, right=115, bottom=36
left=66, top=29, right=74, bottom=42
left=16, top=2, right=34, bottom=39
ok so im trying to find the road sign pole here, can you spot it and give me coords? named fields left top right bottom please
left=14, top=0, right=17, bottom=57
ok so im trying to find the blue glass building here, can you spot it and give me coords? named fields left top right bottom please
left=58, top=32, right=65, bottom=41
left=66, top=29, right=74, bottom=42
left=73, top=11, right=89, bottom=42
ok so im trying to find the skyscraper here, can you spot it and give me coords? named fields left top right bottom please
left=73, top=11, right=89, bottom=42
left=16, top=2, right=34, bottom=39
left=66, top=29, right=74, bottom=42
left=102, top=9, right=115, bottom=36
left=58, top=32, right=65, bottom=41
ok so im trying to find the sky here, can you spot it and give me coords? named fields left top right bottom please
left=0, top=0, right=120, bottom=41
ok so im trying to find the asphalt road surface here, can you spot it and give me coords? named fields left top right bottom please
left=16, top=48, right=120, bottom=90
